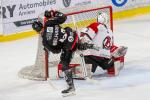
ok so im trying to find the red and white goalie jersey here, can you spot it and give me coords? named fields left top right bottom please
left=80, top=22, right=128, bottom=76
left=80, top=22, right=114, bottom=59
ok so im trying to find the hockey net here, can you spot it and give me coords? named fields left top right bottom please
left=18, top=5, right=113, bottom=81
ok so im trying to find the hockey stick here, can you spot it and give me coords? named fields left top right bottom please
left=79, top=53, right=99, bottom=83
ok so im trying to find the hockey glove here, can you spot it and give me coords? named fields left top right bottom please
left=78, top=43, right=100, bottom=51
left=78, top=43, right=92, bottom=50
left=111, top=46, right=128, bottom=58
left=44, top=10, right=55, bottom=18
left=32, top=21, right=43, bottom=32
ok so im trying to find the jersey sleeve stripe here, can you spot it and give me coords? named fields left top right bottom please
left=71, top=32, right=78, bottom=50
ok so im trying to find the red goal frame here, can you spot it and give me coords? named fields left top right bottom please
left=44, top=6, right=113, bottom=80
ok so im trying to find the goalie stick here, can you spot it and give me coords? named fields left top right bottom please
left=80, top=53, right=98, bottom=83
left=71, top=14, right=100, bottom=84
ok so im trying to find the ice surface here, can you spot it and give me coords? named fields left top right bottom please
left=0, top=14, right=150, bottom=100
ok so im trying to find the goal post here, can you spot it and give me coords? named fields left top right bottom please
left=18, top=5, right=113, bottom=81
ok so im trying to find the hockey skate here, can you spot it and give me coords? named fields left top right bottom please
left=61, top=70, right=76, bottom=97
left=61, top=85, right=75, bottom=97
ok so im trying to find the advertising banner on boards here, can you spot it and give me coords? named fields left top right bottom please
left=0, top=0, right=2, bottom=35
left=1, top=0, right=93, bottom=35
left=1, top=0, right=150, bottom=35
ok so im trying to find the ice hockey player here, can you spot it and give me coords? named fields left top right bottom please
left=32, top=9, right=97, bottom=96
left=79, top=12, right=127, bottom=78
left=32, top=10, right=78, bottom=96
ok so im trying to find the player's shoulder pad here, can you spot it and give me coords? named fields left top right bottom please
left=88, top=22, right=100, bottom=33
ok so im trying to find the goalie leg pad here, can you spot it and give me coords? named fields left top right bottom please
left=107, top=56, right=124, bottom=76
left=84, top=56, right=114, bottom=71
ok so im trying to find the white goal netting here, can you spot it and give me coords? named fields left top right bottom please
left=18, top=5, right=113, bottom=81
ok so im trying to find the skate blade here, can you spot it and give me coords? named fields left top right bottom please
left=62, top=91, right=76, bottom=97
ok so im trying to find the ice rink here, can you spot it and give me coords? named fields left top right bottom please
left=0, top=14, right=150, bottom=100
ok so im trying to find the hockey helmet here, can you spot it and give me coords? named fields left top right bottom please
left=97, top=12, right=109, bottom=25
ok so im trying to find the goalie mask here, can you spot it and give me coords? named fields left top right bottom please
left=97, top=12, right=109, bottom=25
